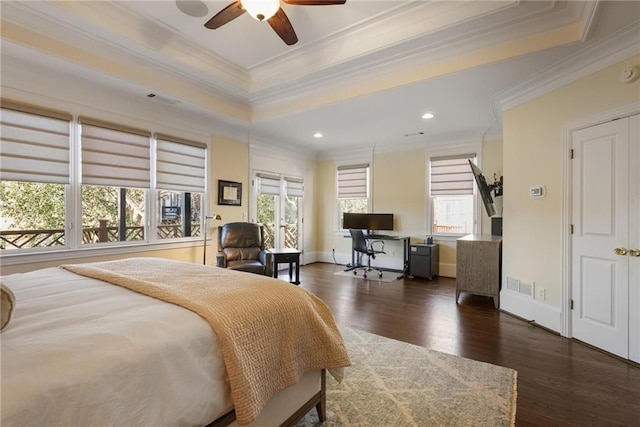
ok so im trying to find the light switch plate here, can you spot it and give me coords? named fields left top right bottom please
left=530, top=185, right=545, bottom=198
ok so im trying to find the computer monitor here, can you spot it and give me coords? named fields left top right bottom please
left=343, top=213, right=394, bottom=232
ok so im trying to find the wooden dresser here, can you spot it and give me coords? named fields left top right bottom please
left=455, top=234, right=502, bottom=308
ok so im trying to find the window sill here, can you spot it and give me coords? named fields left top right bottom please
left=431, top=233, right=471, bottom=242
left=0, top=239, right=203, bottom=267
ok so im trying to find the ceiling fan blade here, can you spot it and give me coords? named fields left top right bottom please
left=283, top=0, right=346, bottom=5
left=204, top=1, right=245, bottom=29
left=268, top=8, right=298, bottom=46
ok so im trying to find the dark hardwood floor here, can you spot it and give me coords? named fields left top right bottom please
left=294, top=262, right=640, bottom=426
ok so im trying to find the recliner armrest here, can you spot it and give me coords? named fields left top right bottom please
left=216, top=252, right=227, bottom=268
left=260, top=250, right=274, bottom=277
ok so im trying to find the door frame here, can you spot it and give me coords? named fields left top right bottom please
left=561, top=102, right=640, bottom=338
left=251, top=170, right=304, bottom=251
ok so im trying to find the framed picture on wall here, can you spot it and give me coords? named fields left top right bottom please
left=218, top=180, right=242, bottom=206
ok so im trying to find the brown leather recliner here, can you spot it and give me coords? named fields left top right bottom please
left=216, top=222, right=273, bottom=276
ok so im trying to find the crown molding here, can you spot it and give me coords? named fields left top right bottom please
left=578, top=0, right=602, bottom=42
left=492, top=21, right=640, bottom=121
left=249, top=1, right=590, bottom=119
left=3, top=0, right=596, bottom=128
left=248, top=0, right=514, bottom=92
left=316, top=145, right=374, bottom=162
left=1, top=1, right=250, bottom=98
left=0, top=51, right=251, bottom=144
left=249, top=141, right=314, bottom=165
left=315, top=127, right=500, bottom=161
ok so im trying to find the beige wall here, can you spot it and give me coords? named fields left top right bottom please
left=304, top=159, right=317, bottom=257
left=316, top=141, right=503, bottom=276
left=372, top=150, right=426, bottom=236
left=205, top=134, right=250, bottom=264
left=315, top=160, right=347, bottom=255
left=209, top=134, right=250, bottom=223
left=0, top=247, right=199, bottom=275
left=502, top=54, right=640, bottom=308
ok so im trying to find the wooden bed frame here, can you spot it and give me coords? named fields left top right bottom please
left=209, top=370, right=326, bottom=427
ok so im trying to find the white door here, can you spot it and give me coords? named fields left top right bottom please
left=629, top=114, right=640, bottom=363
left=254, top=173, right=303, bottom=251
left=571, top=115, right=639, bottom=359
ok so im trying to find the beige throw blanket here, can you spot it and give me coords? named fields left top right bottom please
left=62, top=258, right=350, bottom=425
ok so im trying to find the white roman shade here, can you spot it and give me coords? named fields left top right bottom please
left=0, top=101, right=71, bottom=184
left=257, top=173, right=281, bottom=195
left=285, top=177, right=303, bottom=197
left=156, top=134, right=206, bottom=193
left=80, top=117, right=151, bottom=188
left=337, top=164, right=369, bottom=198
left=430, top=154, right=476, bottom=196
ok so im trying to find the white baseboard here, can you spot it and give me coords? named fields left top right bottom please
left=313, top=252, right=455, bottom=278
left=315, top=251, right=404, bottom=270
left=500, top=289, right=562, bottom=333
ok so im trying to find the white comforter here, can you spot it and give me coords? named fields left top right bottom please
left=1, top=267, right=232, bottom=426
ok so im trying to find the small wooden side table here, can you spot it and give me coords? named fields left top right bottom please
left=268, top=248, right=302, bottom=285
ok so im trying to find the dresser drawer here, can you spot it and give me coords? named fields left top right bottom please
left=274, top=253, right=298, bottom=263
left=410, top=244, right=433, bottom=256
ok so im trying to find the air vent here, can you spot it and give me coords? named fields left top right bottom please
left=404, top=131, right=425, bottom=137
left=506, top=276, right=534, bottom=298
left=519, top=282, right=534, bottom=298
left=146, top=93, right=181, bottom=106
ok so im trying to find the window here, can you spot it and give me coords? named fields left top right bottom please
left=255, top=173, right=281, bottom=249
left=0, top=99, right=209, bottom=257
left=429, top=154, right=476, bottom=236
left=155, top=135, right=206, bottom=239
left=284, top=177, right=303, bottom=249
left=79, top=118, right=151, bottom=245
left=337, top=164, right=369, bottom=230
left=81, top=185, right=146, bottom=243
left=253, top=172, right=304, bottom=250
left=0, top=102, right=71, bottom=250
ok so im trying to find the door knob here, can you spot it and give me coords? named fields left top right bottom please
left=629, top=249, right=640, bottom=257
left=614, top=247, right=628, bottom=256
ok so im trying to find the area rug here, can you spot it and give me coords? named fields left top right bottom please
left=334, top=269, right=398, bottom=283
left=297, top=327, right=517, bottom=427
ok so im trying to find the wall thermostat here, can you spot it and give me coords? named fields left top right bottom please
left=530, top=186, right=545, bottom=198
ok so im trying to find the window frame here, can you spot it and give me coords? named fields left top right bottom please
left=153, top=134, right=207, bottom=242
left=336, top=161, right=371, bottom=232
left=0, top=105, right=209, bottom=265
left=426, top=143, right=483, bottom=240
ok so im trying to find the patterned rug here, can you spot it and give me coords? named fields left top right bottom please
left=298, top=327, right=517, bottom=426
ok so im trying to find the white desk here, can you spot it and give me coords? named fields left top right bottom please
left=345, top=234, right=410, bottom=278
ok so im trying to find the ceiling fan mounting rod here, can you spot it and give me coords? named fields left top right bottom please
left=204, top=0, right=347, bottom=46
left=242, top=0, right=280, bottom=22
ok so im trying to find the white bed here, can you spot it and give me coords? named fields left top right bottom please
left=0, top=259, right=348, bottom=426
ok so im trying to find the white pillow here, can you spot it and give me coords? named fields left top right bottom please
left=1, top=282, right=16, bottom=331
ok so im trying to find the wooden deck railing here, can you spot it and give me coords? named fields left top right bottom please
left=262, top=223, right=298, bottom=249
left=1, top=223, right=202, bottom=249
left=433, top=223, right=467, bottom=234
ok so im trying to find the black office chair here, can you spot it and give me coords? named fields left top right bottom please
left=349, top=229, right=385, bottom=279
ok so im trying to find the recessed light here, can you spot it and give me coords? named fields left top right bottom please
left=422, top=113, right=434, bottom=119
left=313, top=132, right=323, bottom=138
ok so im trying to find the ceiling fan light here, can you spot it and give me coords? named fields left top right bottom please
left=242, top=0, right=279, bottom=21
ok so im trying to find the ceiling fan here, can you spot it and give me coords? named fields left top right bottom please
left=204, top=0, right=347, bottom=46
